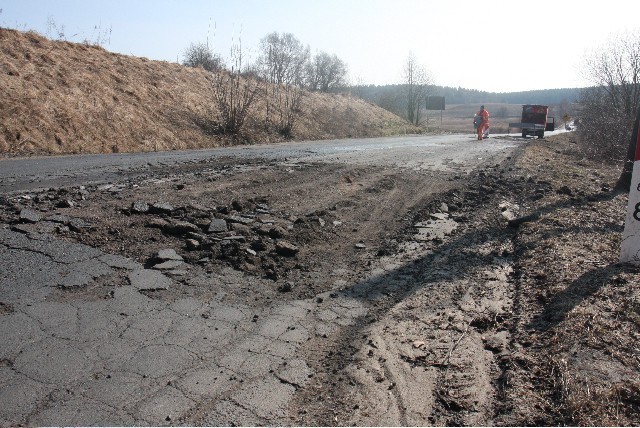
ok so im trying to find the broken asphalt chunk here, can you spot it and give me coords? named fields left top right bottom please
left=207, top=218, right=228, bottom=233
left=131, top=200, right=150, bottom=213
left=163, top=221, right=200, bottom=236
left=152, top=260, right=185, bottom=270
left=128, top=269, right=171, bottom=291
left=68, top=218, right=92, bottom=232
left=150, top=202, right=174, bottom=214
left=156, top=249, right=184, bottom=261
left=226, top=215, right=254, bottom=226
left=276, top=240, right=299, bottom=256
left=19, top=208, right=42, bottom=223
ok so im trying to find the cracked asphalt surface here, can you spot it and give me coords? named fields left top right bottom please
left=0, top=224, right=374, bottom=425
left=0, top=134, right=520, bottom=425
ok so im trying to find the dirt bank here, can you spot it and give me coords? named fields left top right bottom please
left=0, top=28, right=415, bottom=156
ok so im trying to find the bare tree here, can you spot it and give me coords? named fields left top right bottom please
left=402, top=52, right=432, bottom=125
left=580, top=30, right=640, bottom=190
left=183, top=42, right=224, bottom=72
left=583, top=32, right=640, bottom=116
left=257, top=32, right=309, bottom=86
left=306, top=52, right=348, bottom=92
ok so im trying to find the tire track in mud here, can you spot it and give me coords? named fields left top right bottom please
left=289, top=155, right=524, bottom=426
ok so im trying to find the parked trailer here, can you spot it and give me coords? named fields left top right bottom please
left=509, top=104, right=555, bottom=138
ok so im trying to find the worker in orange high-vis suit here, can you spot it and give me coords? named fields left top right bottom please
left=476, top=105, right=490, bottom=141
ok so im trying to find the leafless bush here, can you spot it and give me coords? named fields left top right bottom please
left=210, top=41, right=260, bottom=136
left=183, top=42, right=224, bottom=72
left=45, top=15, right=66, bottom=41
left=577, top=86, right=633, bottom=163
left=263, top=83, right=303, bottom=138
left=276, top=85, right=303, bottom=137
left=579, top=30, right=640, bottom=164
left=82, top=23, right=112, bottom=48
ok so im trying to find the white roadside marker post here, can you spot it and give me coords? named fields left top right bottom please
left=620, top=124, right=640, bottom=264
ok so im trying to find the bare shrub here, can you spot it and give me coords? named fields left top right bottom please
left=45, top=15, right=66, bottom=41
left=276, top=85, right=303, bottom=138
left=577, top=86, right=633, bottom=163
left=579, top=30, right=640, bottom=165
left=263, top=83, right=303, bottom=138
left=82, top=23, right=112, bottom=48
left=210, top=41, right=261, bottom=136
left=183, top=42, right=224, bottom=72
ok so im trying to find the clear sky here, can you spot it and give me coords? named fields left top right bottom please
left=1, top=0, right=639, bottom=93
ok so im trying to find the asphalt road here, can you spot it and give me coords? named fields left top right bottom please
left=0, top=134, right=518, bottom=192
left=0, top=133, right=522, bottom=426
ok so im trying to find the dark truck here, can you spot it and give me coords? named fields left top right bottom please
left=509, top=104, right=555, bottom=138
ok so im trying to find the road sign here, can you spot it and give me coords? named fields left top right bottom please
left=426, top=96, right=445, bottom=111
left=620, top=118, right=640, bottom=264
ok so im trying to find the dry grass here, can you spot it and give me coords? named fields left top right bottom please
left=0, top=28, right=417, bottom=156
left=504, top=134, right=640, bottom=426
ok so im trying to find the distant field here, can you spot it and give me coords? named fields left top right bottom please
left=422, top=103, right=567, bottom=134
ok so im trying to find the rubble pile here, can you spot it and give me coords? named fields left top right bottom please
left=0, top=186, right=344, bottom=284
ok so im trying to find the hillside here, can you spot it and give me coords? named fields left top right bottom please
left=0, top=28, right=416, bottom=156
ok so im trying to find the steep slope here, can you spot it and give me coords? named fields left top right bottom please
left=0, top=28, right=414, bottom=156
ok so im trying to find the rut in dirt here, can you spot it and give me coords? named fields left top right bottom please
left=288, top=156, right=528, bottom=426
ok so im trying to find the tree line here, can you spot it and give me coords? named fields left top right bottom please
left=350, top=85, right=583, bottom=109
left=182, top=31, right=348, bottom=93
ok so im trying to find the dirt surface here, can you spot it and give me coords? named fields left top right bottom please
left=1, top=132, right=639, bottom=425
left=288, top=133, right=640, bottom=426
